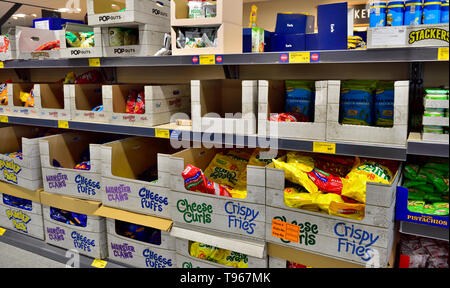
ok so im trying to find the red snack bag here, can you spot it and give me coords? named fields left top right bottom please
left=287, top=261, right=307, bottom=268
left=0, top=36, right=9, bottom=53
left=75, top=70, right=102, bottom=84
left=269, top=112, right=308, bottom=122
left=134, top=91, right=145, bottom=114
left=126, top=90, right=138, bottom=114
left=307, top=168, right=343, bottom=194
left=35, top=40, right=60, bottom=51
left=182, top=165, right=232, bottom=198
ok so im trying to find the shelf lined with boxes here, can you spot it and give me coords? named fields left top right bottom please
left=171, top=0, right=243, bottom=55
left=60, top=23, right=103, bottom=59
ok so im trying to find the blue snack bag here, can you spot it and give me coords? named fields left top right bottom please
left=375, top=81, right=395, bottom=127
left=3, top=194, right=32, bottom=211
left=285, top=80, right=315, bottom=122
left=387, top=1, right=405, bottom=26
left=405, top=0, right=424, bottom=25
left=370, top=1, right=388, bottom=27
left=340, top=80, right=377, bottom=126
left=50, top=207, right=87, bottom=228
left=423, top=0, right=442, bottom=24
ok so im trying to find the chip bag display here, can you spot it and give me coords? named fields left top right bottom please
left=204, top=153, right=246, bottom=188
left=273, top=158, right=319, bottom=195
left=189, top=242, right=249, bottom=268
left=182, top=165, right=232, bottom=198
left=284, top=187, right=314, bottom=209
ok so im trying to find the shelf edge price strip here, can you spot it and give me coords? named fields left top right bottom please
left=0, top=115, right=8, bottom=123
left=91, top=259, right=107, bottom=268
left=0, top=61, right=4, bottom=69
left=271, top=219, right=300, bottom=243
left=0, top=227, right=5, bottom=236
left=155, top=129, right=170, bottom=139
left=289, top=52, right=311, bottom=63
left=199, top=55, right=216, bottom=65
left=313, top=142, right=336, bottom=154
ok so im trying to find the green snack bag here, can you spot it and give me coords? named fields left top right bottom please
left=433, top=208, right=449, bottom=216
left=404, top=164, right=420, bottom=180
left=403, top=180, right=427, bottom=188
left=415, top=183, right=435, bottom=194
left=433, top=202, right=449, bottom=209
left=425, top=194, right=442, bottom=203
left=423, top=162, right=449, bottom=174
left=421, top=168, right=449, bottom=193
left=422, top=204, right=436, bottom=215
left=407, top=205, right=425, bottom=213
left=65, top=32, right=81, bottom=47
left=408, top=191, right=426, bottom=201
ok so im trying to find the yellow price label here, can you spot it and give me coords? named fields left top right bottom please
left=313, top=142, right=336, bottom=154
left=0, top=62, right=4, bottom=69
left=289, top=52, right=311, bottom=63
left=438, top=47, right=449, bottom=61
left=155, top=129, right=170, bottom=139
left=58, top=120, right=69, bottom=129
left=0, top=115, right=8, bottom=123
left=91, top=259, right=107, bottom=268
left=0, top=227, right=5, bottom=236
left=199, top=55, right=215, bottom=65
left=89, top=58, right=101, bottom=67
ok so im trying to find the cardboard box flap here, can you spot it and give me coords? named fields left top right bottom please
left=170, top=226, right=266, bottom=259
left=95, top=206, right=173, bottom=232
left=0, top=182, right=41, bottom=203
left=40, top=191, right=101, bottom=216
left=267, top=243, right=365, bottom=268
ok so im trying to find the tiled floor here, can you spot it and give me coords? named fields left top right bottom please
left=0, top=242, right=66, bottom=268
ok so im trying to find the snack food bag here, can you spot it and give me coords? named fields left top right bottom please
left=329, top=201, right=365, bottom=220
left=182, top=164, right=232, bottom=198
left=269, top=112, right=309, bottom=122
left=285, top=80, right=315, bottom=122
left=189, top=242, right=249, bottom=268
left=340, top=80, right=377, bottom=126
left=374, top=81, right=395, bottom=127
left=203, top=153, right=246, bottom=188
left=284, top=187, right=314, bottom=209
left=272, top=158, right=319, bottom=195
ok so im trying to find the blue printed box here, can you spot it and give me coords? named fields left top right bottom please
left=39, top=133, right=104, bottom=202
left=101, top=137, right=176, bottom=219
left=0, top=191, right=44, bottom=240
left=106, top=218, right=176, bottom=268
left=169, top=148, right=266, bottom=243
left=395, top=186, right=449, bottom=229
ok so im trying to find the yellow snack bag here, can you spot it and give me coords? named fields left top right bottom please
left=204, top=153, right=246, bottom=187
left=312, top=193, right=344, bottom=212
left=248, top=148, right=275, bottom=167
left=286, top=152, right=315, bottom=172
left=218, top=250, right=249, bottom=268
left=284, top=187, right=314, bottom=209
left=228, top=184, right=248, bottom=199
left=341, top=172, right=367, bottom=203
left=189, top=242, right=227, bottom=264
left=329, top=202, right=365, bottom=220
left=347, top=160, right=393, bottom=185
left=272, top=159, right=319, bottom=195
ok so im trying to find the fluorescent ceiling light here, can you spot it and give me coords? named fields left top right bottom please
left=12, top=13, right=27, bottom=18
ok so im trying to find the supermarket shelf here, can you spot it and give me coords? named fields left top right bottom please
left=407, top=133, right=449, bottom=158
left=3, top=115, right=408, bottom=160
left=0, top=228, right=130, bottom=268
left=1, top=47, right=446, bottom=69
left=400, top=221, right=449, bottom=242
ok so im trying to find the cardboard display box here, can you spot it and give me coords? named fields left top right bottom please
left=264, top=156, right=401, bottom=267
left=101, top=24, right=169, bottom=57
left=367, top=24, right=449, bottom=49
left=103, top=84, right=190, bottom=127
left=0, top=30, right=16, bottom=61
left=422, top=98, right=449, bottom=143
left=69, top=84, right=109, bottom=123
left=40, top=191, right=107, bottom=259
left=101, top=137, right=179, bottom=219
left=191, top=80, right=258, bottom=135
left=326, top=80, right=409, bottom=146
left=39, top=132, right=106, bottom=202
left=87, top=0, right=170, bottom=27
left=6, top=83, right=70, bottom=120
left=0, top=182, right=44, bottom=240
left=106, top=218, right=176, bottom=268
left=15, top=26, right=61, bottom=60
left=171, top=0, right=243, bottom=27
left=0, top=126, right=44, bottom=191
left=169, top=147, right=266, bottom=242
left=59, top=23, right=103, bottom=59
left=258, top=81, right=328, bottom=141
left=171, top=22, right=243, bottom=55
